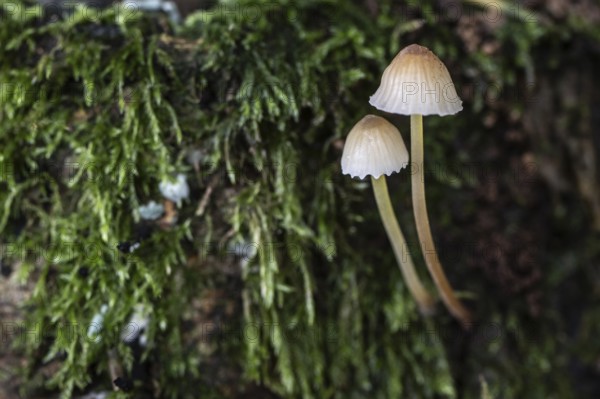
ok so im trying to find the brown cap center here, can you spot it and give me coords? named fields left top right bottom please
left=400, top=44, right=430, bottom=55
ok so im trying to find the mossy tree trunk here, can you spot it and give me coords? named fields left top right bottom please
left=1, top=1, right=600, bottom=398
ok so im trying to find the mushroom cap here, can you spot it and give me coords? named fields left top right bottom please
left=341, top=115, right=409, bottom=180
left=369, top=44, right=463, bottom=116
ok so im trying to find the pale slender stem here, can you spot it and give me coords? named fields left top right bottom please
left=410, top=114, right=472, bottom=327
left=371, top=175, right=435, bottom=315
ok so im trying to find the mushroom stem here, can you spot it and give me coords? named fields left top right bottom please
left=371, top=175, right=435, bottom=314
left=410, top=114, right=472, bottom=327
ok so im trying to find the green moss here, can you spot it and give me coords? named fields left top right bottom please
left=1, top=0, right=599, bottom=398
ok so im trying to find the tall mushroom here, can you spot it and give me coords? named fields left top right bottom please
left=342, top=114, right=435, bottom=314
left=369, top=44, right=471, bottom=326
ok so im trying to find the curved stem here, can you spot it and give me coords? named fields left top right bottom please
left=371, top=175, right=435, bottom=315
left=410, top=114, right=472, bottom=327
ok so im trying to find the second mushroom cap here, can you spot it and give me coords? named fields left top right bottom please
left=341, top=115, right=409, bottom=180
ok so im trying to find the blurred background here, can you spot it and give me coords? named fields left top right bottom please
left=1, top=0, right=599, bottom=398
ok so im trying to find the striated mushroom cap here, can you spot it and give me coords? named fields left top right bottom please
left=369, top=44, right=463, bottom=116
left=341, top=115, right=409, bottom=180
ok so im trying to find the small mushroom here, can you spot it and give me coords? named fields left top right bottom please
left=342, top=115, right=435, bottom=314
left=370, top=44, right=471, bottom=326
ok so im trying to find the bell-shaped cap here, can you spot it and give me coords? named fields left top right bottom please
left=341, top=115, right=409, bottom=179
left=369, top=44, right=462, bottom=116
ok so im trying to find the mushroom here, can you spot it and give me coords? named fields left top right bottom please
left=342, top=115, right=435, bottom=314
left=369, top=44, right=471, bottom=326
